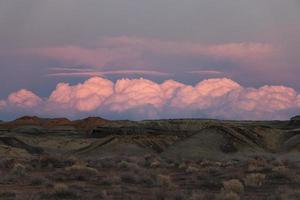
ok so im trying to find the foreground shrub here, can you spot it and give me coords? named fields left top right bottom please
left=222, top=179, right=244, bottom=195
left=270, top=165, right=294, bottom=181
left=11, top=163, right=27, bottom=177
left=32, top=155, right=75, bottom=169
left=65, top=164, right=98, bottom=180
left=0, top=158, right=15, bottom=169
left=150, top=160, right=161, bottom=168
left=247, top=157, right=270, bottom=172
left=186, top=165, right=199, bottom=173
left=99, top=175, right=121, bottom=186
left=30, top=176, right=52, bottom=186
left=157, top=174, right=174, bottom=188
left=218, top=191, right=240, bottom=200
left=0, top=191, right=16, bottom=199
left=118, top=160, right=139, bottom=171
left=51, top=183, right=76, bottom=198
left=190, top=192, right=215, bottom=200
left=121, top=171, right=141, bottom=184
left=244, top=173, right=266, bottom=187
left=178, top=163, right=187, bottom=170
left=278, top=187, right=300, bottom=200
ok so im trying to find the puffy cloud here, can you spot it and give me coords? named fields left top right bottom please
left=7, top=89, right=42, bottom=108
left=48, top=77, right=113, bottom=111
left=0, top=100, right=6, bottom=110
left=170, top=78, right=241, bottom=109
left=105, top=78, right=164, bottom=112
left=210, top=86, right=300, bottom=119
left=1, top=77, right=299, bottom=120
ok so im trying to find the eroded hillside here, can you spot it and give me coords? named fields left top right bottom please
left=1, top=116, right=300, bottom=199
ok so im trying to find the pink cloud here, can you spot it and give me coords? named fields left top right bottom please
left=1, top=77, right=299, bottom=120
left=170, top=78, right=241, bottom=108
left=106, top=78, right=167, bottom=112
left=186, top=70, right=224, bottom=75
left=48, top=77, right=114, bottom=111
left=101, top=36, right=276, bottom=60
left=28, top=43, right=145, bottom=68
left=7, top=89, right=42, bottom=108
left=0, top=100, right=6, bottom=110
left=47, top=68, right=171, bottom=77
left=25, top=36, right=277, bottom=70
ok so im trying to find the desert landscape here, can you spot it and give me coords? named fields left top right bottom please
left=1, top=1, right=300, bottom=199
left=0, top=116, right=300, bottom=200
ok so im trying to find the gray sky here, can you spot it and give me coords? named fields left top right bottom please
left=0, top=0, right=299, bottom=120
left=1, top=0, right=299, bottom=47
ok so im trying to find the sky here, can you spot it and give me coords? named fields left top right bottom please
left=0, top=0, right=300, bottom=120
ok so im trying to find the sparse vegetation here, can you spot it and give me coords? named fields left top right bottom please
left=0, top=117, right=300, bottom=199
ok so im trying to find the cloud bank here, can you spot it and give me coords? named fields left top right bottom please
left=26, top=36, right=276, bottom=71
left=1, top=77, right=299, bottom=120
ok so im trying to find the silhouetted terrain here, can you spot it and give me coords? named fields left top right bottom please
left=0, top=116, right=300, bottom=199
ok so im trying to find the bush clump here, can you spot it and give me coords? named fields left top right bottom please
left=244, top=173, right=266, bottom=187
left=157, top=174, right=174, bottom=188
left=222, top=179, right=244, bottom=195
left=52, top=183, right=77, bottom=198
left=11, top=163, right=27, bottom=177
left=65, top=164, right=98, bottom=180
left=218, top=191, right=240, bottom=200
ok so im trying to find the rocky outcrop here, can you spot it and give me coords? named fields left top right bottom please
left=0, top=116, right=110, bottom=134
left=0, top=136, right=43, bottom=154
left=74, top=117, right=109, bottom=133
left=289, top=116, right=300, bottom=127
left=0, top=116, right=297, bottom=159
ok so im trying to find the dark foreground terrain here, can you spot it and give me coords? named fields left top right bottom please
left=0, top=116, right=300, bottom=200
